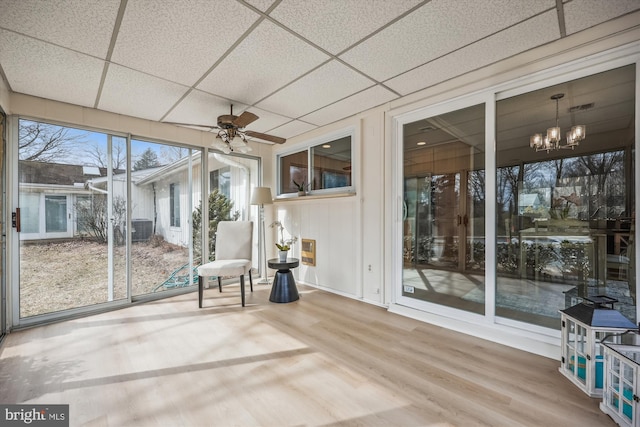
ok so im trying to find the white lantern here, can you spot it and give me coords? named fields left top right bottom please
left=559, top=295, right=636, bottom=397
left=600, top=331, right=640, bottom=427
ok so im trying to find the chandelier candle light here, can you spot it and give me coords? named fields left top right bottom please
left=530, top=93, right=586, bottom=152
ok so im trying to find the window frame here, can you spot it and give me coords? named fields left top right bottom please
left=276, top=127, right=355, bottom=198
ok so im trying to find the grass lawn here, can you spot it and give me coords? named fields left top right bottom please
left=19, top=239, right=191, bottom=318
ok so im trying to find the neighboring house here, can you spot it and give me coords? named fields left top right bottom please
left=126, top=153, right=253, bottom=248
left=18, top=160, right=123, bottom=240
left=20, top=153, right=253, bottom=248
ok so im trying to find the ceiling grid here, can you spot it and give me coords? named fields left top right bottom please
left=0, top=0, right=637, bottom=143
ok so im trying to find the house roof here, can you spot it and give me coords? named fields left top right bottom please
left=1, top=1, right=638, bottom=144
left=18, top=160, right=124, bottom=186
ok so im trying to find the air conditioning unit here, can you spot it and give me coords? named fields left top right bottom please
left=131, top=219, right=153, bottom=242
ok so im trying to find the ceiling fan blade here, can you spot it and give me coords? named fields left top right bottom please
left=164, top=121, right=219, bottom=130
left=245, top=130, right=286, bottom=144
left=232, top=111, right=259, bottom=128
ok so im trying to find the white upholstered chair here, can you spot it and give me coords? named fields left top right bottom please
left=197, top=221, right=253, bottom=307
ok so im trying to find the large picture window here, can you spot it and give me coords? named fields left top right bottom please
left=495, top=65, right=636, bottom=328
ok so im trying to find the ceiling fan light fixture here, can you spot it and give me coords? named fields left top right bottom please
left=212, top=138, right=231, bottom=154
left=235, top=144, right=252, bottom=154
left=229, top=137, right=246, bottom=149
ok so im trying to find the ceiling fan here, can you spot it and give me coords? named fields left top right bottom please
left=166, top=105, right=286, bottom=154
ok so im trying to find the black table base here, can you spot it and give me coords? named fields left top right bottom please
left=268, top=258, right=300, bottom=303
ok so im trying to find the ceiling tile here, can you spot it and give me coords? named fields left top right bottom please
left=256, top=60, right=374, bottom=118
left=98, top=64, right=189, bottom=121
left=269, top=120, right=317, bottom=140
left=386, top=11, right=560, bottom=96
left=111, top=0, right=260, bottom=86
left=0, top=30, right=103, bottom=107
left=244, top=0, right=278, bottom=12
left=163, top=90, right=248, bottom=126
left=339, top=0, right=555, bottom=82
left=243, top=107, right=292, bottom=134
left=269, top=0, right=421, bottom=54
left=197, top=21, right=329, bottom=105
left=301, top=85, right=399, bottom=126
left=0, top=0, right=120, bottom=58
left=564, top=0, right=640, bottom=35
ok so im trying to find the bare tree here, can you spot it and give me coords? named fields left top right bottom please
left=19, top=121, right=88, bottom=162
left=84, top=141, right=127, bottom=169
left=160, top=146, right=189, bottom=164
left=75, top=195, right=127, bottom=244
left=576, top=151, right=625, bottom=218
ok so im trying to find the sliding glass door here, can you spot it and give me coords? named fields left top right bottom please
left=13, top=118, right=261, bottom=323
left=496, top=65, right=636, bottom=328
left=402, top=103, right=486, bottom=314
left=18, top=120, right=128, bottom=318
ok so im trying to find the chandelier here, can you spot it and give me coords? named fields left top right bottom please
left=530, top=93, right=586, bottom=152
left=211, top=128, right=252, bottom=154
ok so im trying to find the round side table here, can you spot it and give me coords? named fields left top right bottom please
left=267, top=258, right=300, bottom=303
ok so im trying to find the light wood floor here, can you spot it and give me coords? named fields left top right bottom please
left=0, top=282, right=614, bottom=426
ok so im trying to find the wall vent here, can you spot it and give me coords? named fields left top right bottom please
left=568, top=103, right=594, bottom=113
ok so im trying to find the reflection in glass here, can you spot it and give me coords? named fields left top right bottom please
left=496, top=65, right=635, bottom=328
left=311, top=136, right=352, bottom=190
left=402, top=104, right=485, bottom=314
left=279, top=151, right=308, bottom=194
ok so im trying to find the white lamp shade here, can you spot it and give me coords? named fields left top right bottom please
left=229, top=138, right=246, bottom=148
left=251, top=187, right=273, bottom=205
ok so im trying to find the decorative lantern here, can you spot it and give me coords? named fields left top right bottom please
left=559, top=295, right=636, bottom=397
left=600, top=331, right=640, bottom=427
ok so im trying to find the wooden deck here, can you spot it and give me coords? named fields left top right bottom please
left=0, top=283, right=614, bottom=426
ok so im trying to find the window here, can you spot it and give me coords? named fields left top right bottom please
left=278, top=131, right=353, bottom=196
left=279, top=151, right=308, bottom=195
left=45, top=195, right=67, bottom=233
left=311, top=136, right=352, bottom=190
left=210, top=166, right=231, bottom=198
left=170, top=183, right=180, bottom=227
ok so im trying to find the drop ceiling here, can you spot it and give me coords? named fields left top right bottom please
left=0, top=0, right=638, bottom=143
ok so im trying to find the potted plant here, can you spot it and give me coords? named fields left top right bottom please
left=276, top=243, right=290, bottom=262
left=293, top=179, right=308, bottom=196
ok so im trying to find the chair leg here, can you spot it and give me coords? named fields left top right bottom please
left=198, top=276, right=203, bottom=308
left=249, top=270, right=253, bottom=292
left=240, top=275, right=245, bottom=307
left=218, top=276, right=222, bottom=292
